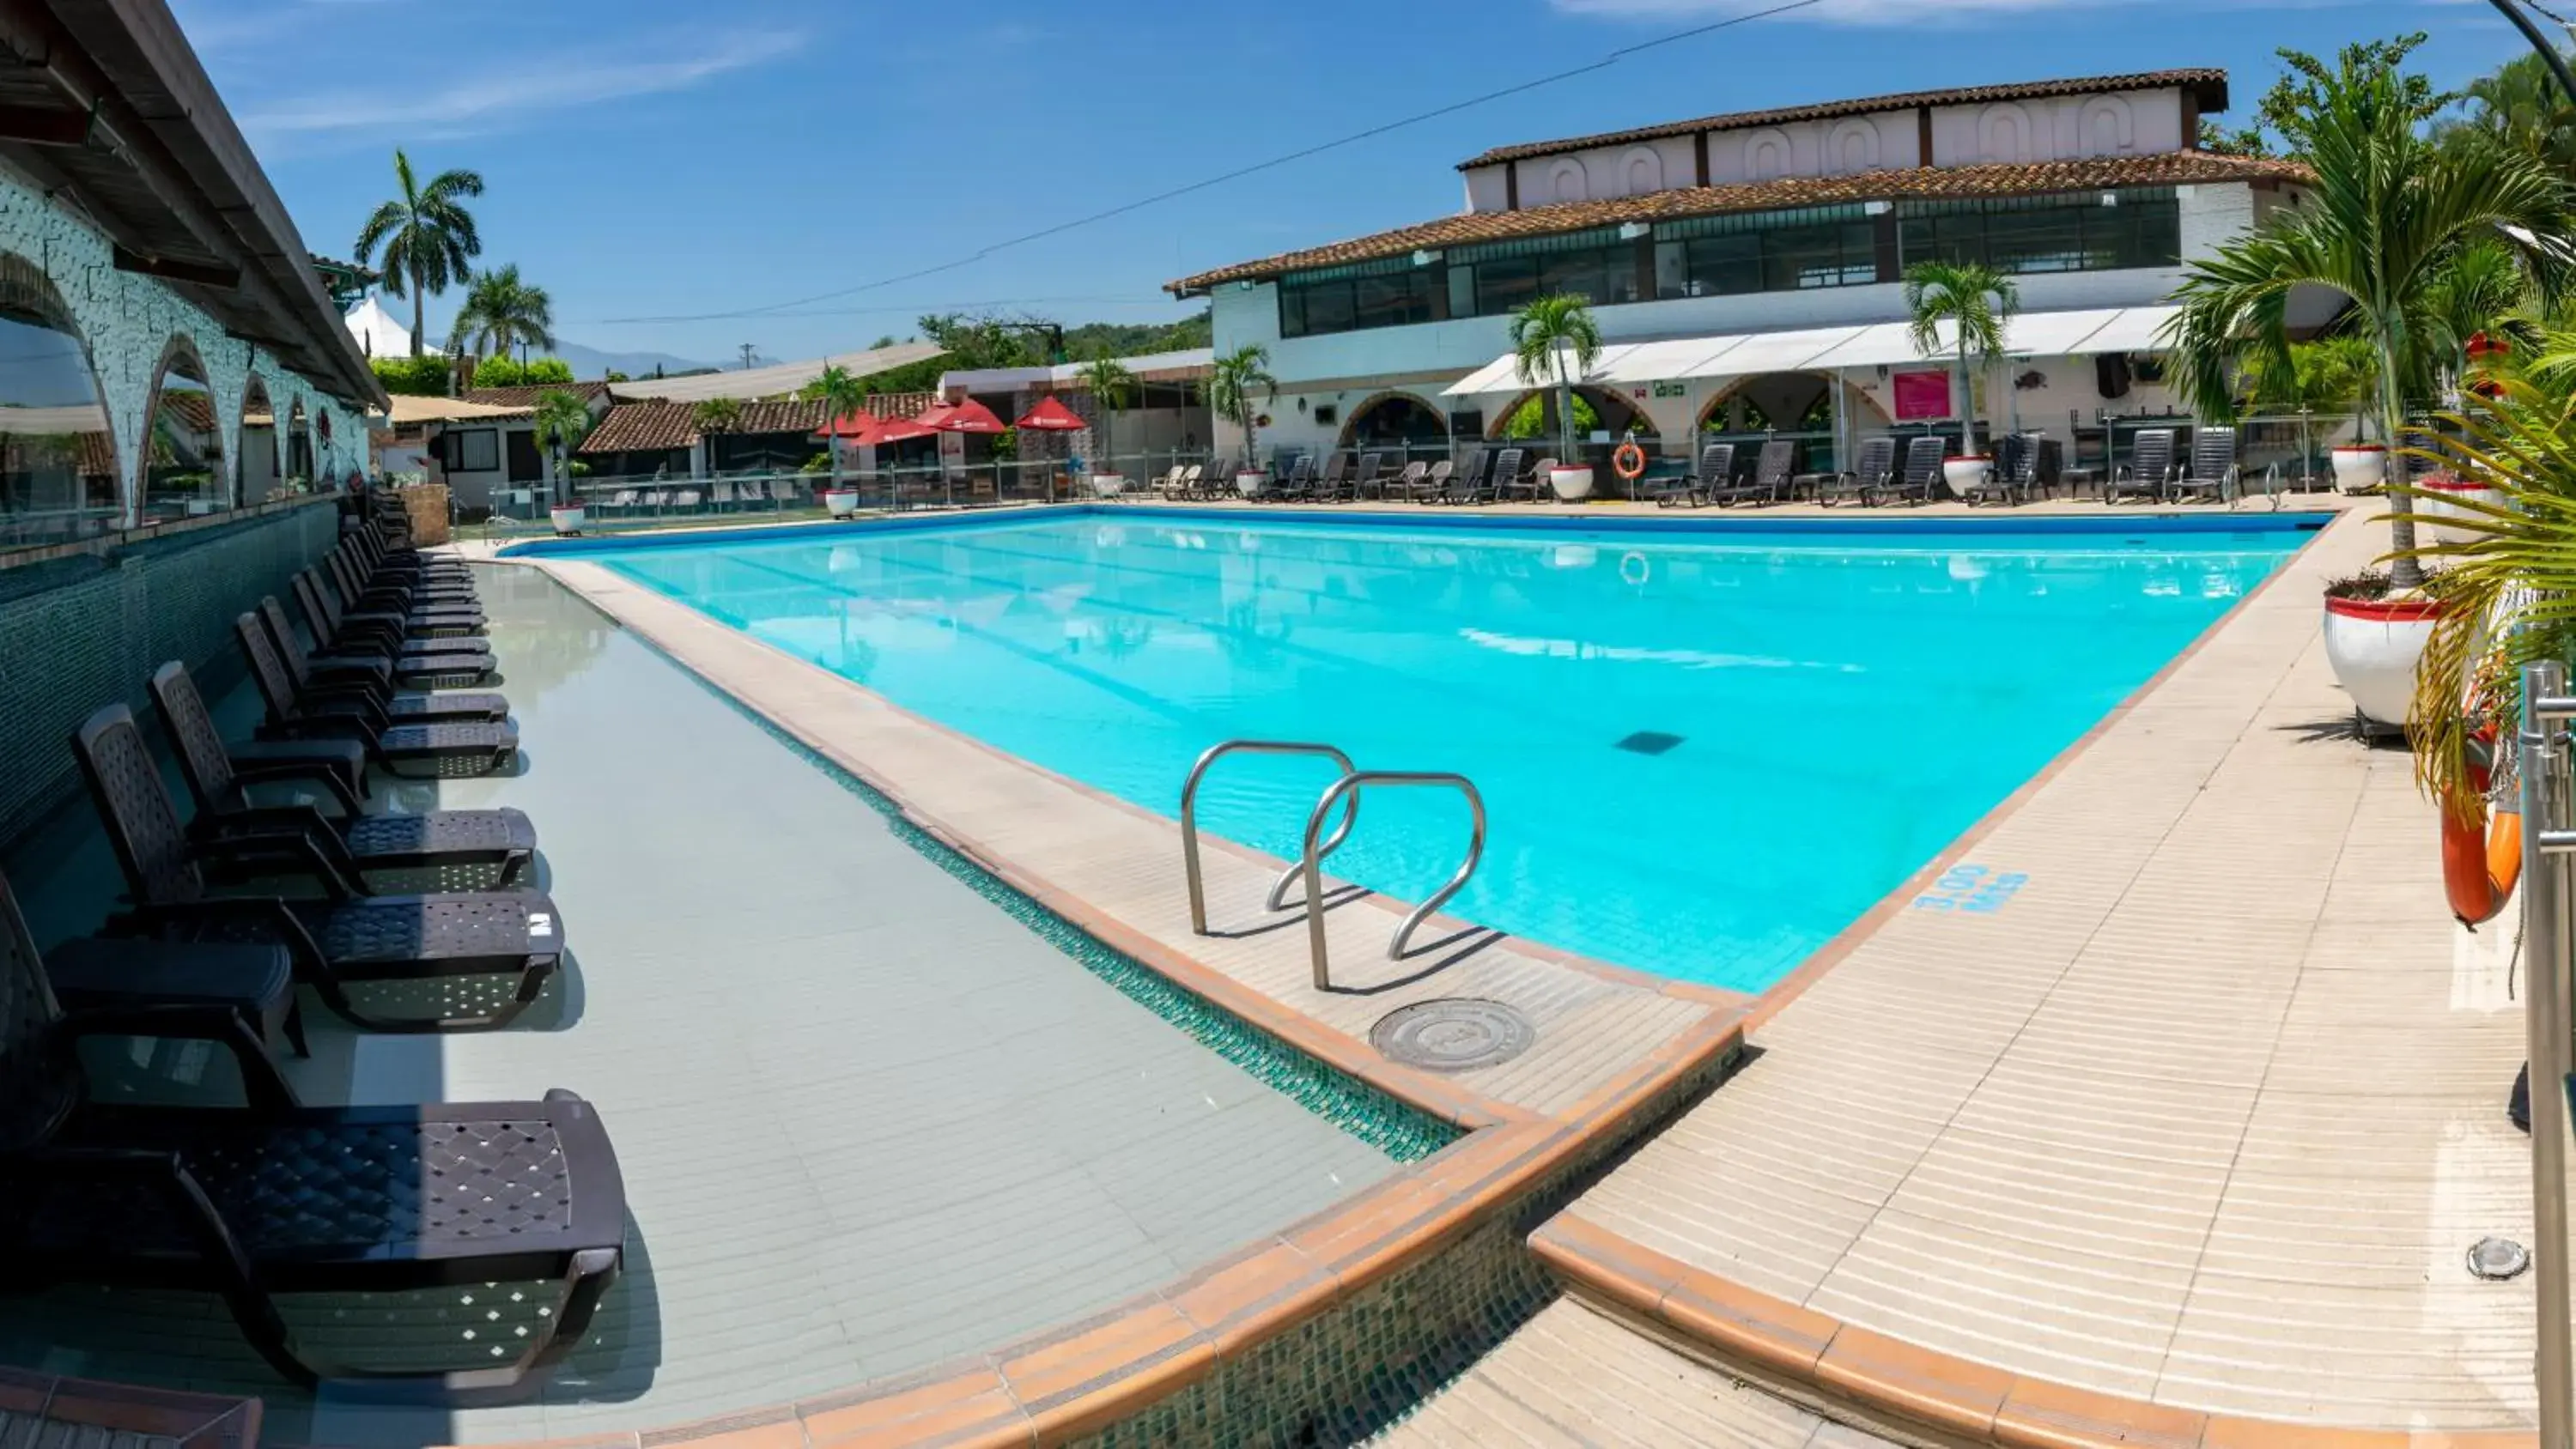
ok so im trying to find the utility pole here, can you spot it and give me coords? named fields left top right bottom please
left=738, top=343, right=758, bottom=371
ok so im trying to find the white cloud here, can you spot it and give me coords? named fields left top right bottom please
left=236, top=28, right=803, bottom=139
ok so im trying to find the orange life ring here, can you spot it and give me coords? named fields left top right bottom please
left=2445, top=721, right=2524, bottom=926
left=1613, top=441, right=1648, bottom=481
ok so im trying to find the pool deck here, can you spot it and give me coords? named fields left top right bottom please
left=451, top=492, right=2561, bottom=1445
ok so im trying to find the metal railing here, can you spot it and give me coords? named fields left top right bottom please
left=2520, top=661, right=2576, bottom=1449
left=1178, top=739, right=1486, bottom=991
left=1298, top=771, right=1485, bottom=991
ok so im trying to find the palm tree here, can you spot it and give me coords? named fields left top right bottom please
left=454, top=264, right=555, bottom=363
left=2168, top=43, right=2565, bottom=588
left=799, top=364, right=867, bottom=488
left=532, top=390, right=592, bottom=506
left=692, top=397, right=743, bottom=435
left=1510, top=294, right=1603, bottom=465
left=2445, top=49, right=2576, bottom=176
left=1206, top=345, right=1275, bottom=470
left=353, top=149, right=485, bottom=359
left=1902, top=261, right=2020, bottom=458
left=1078, top=355, right=1137, bottom=471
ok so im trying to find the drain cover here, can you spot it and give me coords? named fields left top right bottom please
left=2470, top=1237, right=2532, bottom=1281
left=1371, top=999, right=1537, bottom=1072
left=1617, top=731, right=1685, bottom=756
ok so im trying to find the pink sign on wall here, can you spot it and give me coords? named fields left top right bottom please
left=1893, top=370, right=1953, bottom=422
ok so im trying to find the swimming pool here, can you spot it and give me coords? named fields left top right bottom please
left=586, top=511, right=2312, bottom=993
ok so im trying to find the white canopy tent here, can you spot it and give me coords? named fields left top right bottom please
left=343, top=294, right=415, bottom=359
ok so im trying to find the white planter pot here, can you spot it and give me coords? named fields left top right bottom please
left=1943, top=458, right=1993, bottom=496
left=549, top=506, right=585, bottom=535
left=1548, top=465, right=1595, bottom=501
left=2331, top=446, right=2387, bottom=494
left=1235, top=470, right=1267, bottom=498
left=2322, top=596, right=2440, bottom=729
left=1090, top=473, right=1126, bottom=499
left=2415, top=479, right=2502, bottom=546
left=823, top=489, right=861, bottom=518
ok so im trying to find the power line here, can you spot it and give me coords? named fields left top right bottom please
left=598, top=0, right=1824, bottom=326
left=559, top=295, right=1167, bottom=326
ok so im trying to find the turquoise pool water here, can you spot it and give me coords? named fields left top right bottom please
left=592, top=512, right=2309, bottom=993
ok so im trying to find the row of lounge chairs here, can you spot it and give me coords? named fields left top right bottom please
left=4, top=491, right=624, bottom=1397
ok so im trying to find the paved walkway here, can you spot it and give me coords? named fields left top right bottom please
left=1556, top=507, right=2557, bottom=1431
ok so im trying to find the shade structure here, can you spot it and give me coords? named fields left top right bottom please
left=815, top=411, right=887, bottom=443
left=912, top=403, right=957, bottom=431
left=1015, top=395, right=1086, bottom=432
left=872, top=415, right=938, bottom=444
left=934, top=397, right=1008, bottom=434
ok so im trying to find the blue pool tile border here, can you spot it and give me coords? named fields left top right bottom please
left=497, top=502, right=2340, bottom=559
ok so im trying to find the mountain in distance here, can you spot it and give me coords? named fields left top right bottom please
left=550, top=338, right=724, bottom=380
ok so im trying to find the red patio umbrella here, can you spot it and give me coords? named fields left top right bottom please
left=815, top=411, right=887, bottom=443
left=1014, top=395, right=1086, bottom=433
left=933, top=397, right=1007, bottom=434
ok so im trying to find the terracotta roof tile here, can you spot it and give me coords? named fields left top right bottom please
left=460, top=381, right=611, bottom=408
left=1168, top=152, right=2309, bottom=294
left=1458, top=70, right=2231, bottom=169
left=578, top=391, right=944, bottom=455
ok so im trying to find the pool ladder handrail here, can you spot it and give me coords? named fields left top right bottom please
left=1180, top=740, right=1488, bottom=991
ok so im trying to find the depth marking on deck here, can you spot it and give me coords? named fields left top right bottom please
left=1912, top=864, right=2027, bottom=915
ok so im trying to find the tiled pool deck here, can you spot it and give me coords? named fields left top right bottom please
left=448, top=494, right=2556, bottom=1445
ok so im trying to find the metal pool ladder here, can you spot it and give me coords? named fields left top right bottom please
left=1180, top=739, right=1487, bottom=991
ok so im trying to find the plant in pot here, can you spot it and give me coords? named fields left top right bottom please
left=1902, top=259, right=2019, bottom=496
left=2165, top=33, right=2561, bottom=726
left=1511, top=294, right=1604, bottom=500
left=799, top=362, right=868, bottom=511
left=1079, top=355, right=1137, bottom=497
left=1208, top=343, right=1275, bottom=496
left=533, top=389, right=593, bottom=533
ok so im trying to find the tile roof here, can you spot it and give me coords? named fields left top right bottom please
left=155, top=390, right=216, bottom=433
left=1458, top=70, right=2232, bottom=169
left=580, top=392, right=945, bottom=455
left=461, top=381, right=611, bottom=408
left=1168, top=151, right=2309, bottom=294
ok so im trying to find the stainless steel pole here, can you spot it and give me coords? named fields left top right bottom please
left=2525, top=659, right=2575, bottom=1449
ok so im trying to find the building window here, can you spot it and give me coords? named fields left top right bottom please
left=441, top=427, right=499, bottom=472
left=1448, top=228, right=1641, bottom=317
left=1897, top=189, right=2180, bottom=275
left=1279, top=258, right=1439, bottom=338
left=1653, top=206, right=1876, bottom=298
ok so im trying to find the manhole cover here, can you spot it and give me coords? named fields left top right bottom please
left=1371, top=999, right=1537, bottom=1073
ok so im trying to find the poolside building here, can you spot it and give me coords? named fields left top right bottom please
left=940, top=346, right=1216, bottom=478
left=1170, top=70, right=2313, bottom=476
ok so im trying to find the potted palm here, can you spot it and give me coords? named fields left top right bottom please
left=799, top=362, right=868, bottom=515
left=1208, top=344, right=1275, bottom=496
left=1903, top=260, right=2019, bottom=496
left=2167, top=36, right=2560, bottom=727
left=1079, top=355, right=1137, bottom=497
left=1511, top=294, right=1605, bottom=500
left=532, top=388, right=592, bottom=534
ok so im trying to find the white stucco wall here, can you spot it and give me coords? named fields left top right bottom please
left=0, top=161, right=366, bottom=522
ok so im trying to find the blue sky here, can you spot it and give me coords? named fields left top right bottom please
left=172, top=0, right=2525, bottom=367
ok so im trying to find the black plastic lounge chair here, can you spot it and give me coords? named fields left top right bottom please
left=1409, top=459, right=1450, bottom=501
left=1654, top=445, right=1730, bottom=507
left=2169, top=426, right=2239, bottom=505
left=1301, top=452, right=1344, bottom=502
left=1882, top=436, right=1947, bottom=506
left=0, top=870, right=623, bottom=1393
left=1499, top=452, right=1551, bottom=503
left=331, top=547, right=480, bottom=616
left=1820, top=437, right=1897, bottom=506
left=1342, top=452, right=1382, bottom=501
left=1275, top=453, right=1315, bottom=500
left=150, top=662, right=535, bottom=889
left=1713, top=439, right=1796, bottom=506
left=240, top=614, right=518, bottom=779
left=2107, top=428, right=2178, bottom=504
left=336, top=536, right=479, bottom=604
left=251, top=597, right=507, bottom=724
left=351, top=518, right=473, bottom=588
left=1962, top=434, right=2028, bottom=506
left=75, top=705, right=566, bottom=1034
left=297, top=571, right=491, bottom=664
left=264, top=596, right=493, bottom=693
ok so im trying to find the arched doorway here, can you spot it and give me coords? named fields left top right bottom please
left=316, top=407, right=335, bottom=485
left=0, top=252, right=118, bottom=544
left=239, top=376, right=278, bottom=503
left=285, top=397, right=312, bottom=485
left=142, top=338, right=227, bottom=521
left=1490, top=385, right=1655, bottom=447
left=1339, top=391, right=1448, bottom=464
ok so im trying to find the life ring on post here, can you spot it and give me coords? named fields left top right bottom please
left=2445, top=721, right=2524, bottom=927
left=1613, top=441, right=1648, bottom=482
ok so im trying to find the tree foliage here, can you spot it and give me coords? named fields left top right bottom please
left=353, top=149, right=484, bottom=357
left=471, top=355, right=574, bottom=388
left=370, top=354, right=453, bottom=397
left=454, top=264, right=555, bottom=360
left=1510, top=294, right=1604, bottom=459
left=1206, top=345, right=1275, bottom=463
left=692, top=397, right=744, bottom=433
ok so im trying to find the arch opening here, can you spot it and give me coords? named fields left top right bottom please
left=1339, top=391, right=1449, bottom=459
left=143, top=338, right=227, bottom=522
left=286, top=397, right=313, bottom=486
left=0, top=253, right=119, bottom=546
left=240, top=376, right=278, bottom=504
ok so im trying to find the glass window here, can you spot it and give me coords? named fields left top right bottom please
left=142, top=350, right=227, bottom=524
left=1300, top=282, right=1356, bottom=335
left=445, top=428, right=499, bottom=472
left=1448, top=264, right=1476, bottom=319
left=1899, top=190, right=2181, bottom=276
left=0, top=294, right=118, bottom=549
left=1474, top=256, right=1543, bottom=316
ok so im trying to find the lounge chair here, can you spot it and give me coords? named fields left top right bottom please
left=1344, top=452, right=1383, bottom=501
left=1961, top=434, right=2028, bottom=506
left=0, top=866, right=624, bottom=1392
left=270, top=589, right=492, bottom=693
left=1301, top=452, right=1345, bottom=503
left=330, top=547, right=482, bottom=621
left=1169, top=464, right=1201, bottom=500
left=1385, top=461, right=1431, bottom=501
left=2169, top=427, right=2239, bottom=506
left=1452, top=446, right=1515, bottom=505
left=1500, top=453, right=1551, bottom=503
left=75, top=704, right=564, bottom=1033
left=1880, top=436, right=1947, bottom=506
left=2106, top=428, right=2178, bottom=504
left=150, top=661, right=536, bottom=889
left=350, top=516, right=474, bottom=587
left=1655, top=444, right=1735, bottom=507
left=608, top=488, right=638, bottom=513
left=240, top=611, right=519, bottom=779
left=250, top=597, right=507, bottom=727
left=1819, top=437, right=1898, bottom=506
left=1411, top=459, right=1452, bottom=501
left=1274, top=454, right=1317, bottom=502
left=296, top=571, right=490, bottom=668
left=1710, top=440, right=1795, bottom=507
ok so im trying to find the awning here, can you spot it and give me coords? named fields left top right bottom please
left=1443, top=306, right=2183, bottom=396
left=381, top=394, right=532, bottom=425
